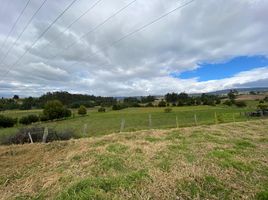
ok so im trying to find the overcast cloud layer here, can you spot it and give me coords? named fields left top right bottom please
left=0, top=0, right=268, bottom=97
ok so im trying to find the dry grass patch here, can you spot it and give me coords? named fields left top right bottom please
left=0, top=120, right=267, bottom=199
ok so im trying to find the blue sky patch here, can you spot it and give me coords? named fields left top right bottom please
left=172, top=56, right=268, bottom=81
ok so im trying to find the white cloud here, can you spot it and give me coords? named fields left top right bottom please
left=0, top=0, right=268, bottom=97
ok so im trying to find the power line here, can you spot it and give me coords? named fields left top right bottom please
left=65, top=0, right=137, bottom=50
left=110, top=0, right=195, bottom=47
left=1, top=0, right=79, bottom=79
left=0, top=0, right=49, bottom=65
left=0, top=0, right=31, bottom=55
left=46, top=0, right=103, bottom=48
left=41, top=0, right=137, bottom=62
left=68, top=0, right=195, bottom=70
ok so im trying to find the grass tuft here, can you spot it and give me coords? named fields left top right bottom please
left=177, top=176, right=231, bottom=199
left=57, top=170, right=149, bottom=200
left=106, top=143, right=128, bottom=154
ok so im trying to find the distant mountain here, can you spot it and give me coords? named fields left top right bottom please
left=206, top=87, right=268, bottom=95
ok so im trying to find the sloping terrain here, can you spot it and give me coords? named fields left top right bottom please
left=0, top=120, right=267, bottom=200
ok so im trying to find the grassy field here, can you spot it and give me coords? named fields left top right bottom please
left=0, top=120, right=267, bottom=199
left=0, top=104, right=259, bottom=143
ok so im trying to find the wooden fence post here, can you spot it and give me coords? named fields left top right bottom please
left=214, top=112, right=218, bottom=124
left=232, top=113, right=236, bottom=123
left=42, top=127, right=49, bottom=143
left=120, top=119, right=125, bottom=133
left=194, top=114, right=198, bottom=126
left=83, top=124, right=88, bottom=136
left=28, top=132, right=33, bottom=144
left=149, top=114, right=152, bottom=129
left=176, top=116, right=179, bottom=128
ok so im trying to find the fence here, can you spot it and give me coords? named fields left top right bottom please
left=72, top=110, right=263, bottom=137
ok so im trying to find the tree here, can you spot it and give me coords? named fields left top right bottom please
left=123, top=97, right=140, bottom=107
left=20, top=97, right=36, bottom=110
left=158, top=100, right=166, bottom=107
left=43, top=100, right=71, bottom=120
left=165, top=93, right=178, bottom=103
left=223, top=100, right=233, bottom=106
left=13, top=95, right=19, bottom=100
left=228, top=90, right=236, bottom=102
left=78, top=105, right=87, bottom=115
left=141, top=95, right=155, bottom=103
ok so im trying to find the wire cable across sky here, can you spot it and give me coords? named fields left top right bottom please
left=0, top=0, right=49, bottom=66
left=66, top=0, right=196, bottom=70
left=0, top=0, right=31, bottom=55
left=0, top=0, right=195, bottom=82
left=1, top=0, right=80, bottom=79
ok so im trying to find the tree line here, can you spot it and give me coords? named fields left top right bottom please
left=0, top=91, right=117, bottom=111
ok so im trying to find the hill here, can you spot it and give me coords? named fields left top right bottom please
left=0, top=120, right=267, bottom=199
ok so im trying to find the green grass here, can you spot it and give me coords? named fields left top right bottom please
left=177, top=175, right=232, bottom=199
left=0, top=120, right=267, bottom=199
left=57, top=170, right=150, bottom=200
left=106, top=143, right=129, bottom=154
left=0, top=104, right=259, bottom=143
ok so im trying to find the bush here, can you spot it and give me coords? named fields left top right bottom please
left=177, top=101, right=184, bottom=106
left=112, top=104, right=127, bottom=110
left=98, top=107, right=106, bottom=112
left=78, top=105, right=87, bottom=115
left=145, top=102, right=154, bottom=107
left=234, top=101, right=247, bottom=108
left=39, top=114, right=49, bottom=122
left=43, top=100, right=71, bottom=120
left=215, top=99, right=221, bottom=104
left=1, top=126, right=76, bottom=145
left=164, top=108, right=172, bottom=113
left=19, top=114, right=39, bottom=125
left=223, top=100, right=233, bottom=106
left=63, top=108, right=72, bottom=118
left=158, top=100, right=166, bottom=107
left=258, top=104, right=268, bottom=110
left=0, top=115, right=17, bottom=128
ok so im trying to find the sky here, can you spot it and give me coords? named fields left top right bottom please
left=0, top=0, right=268, bottom=97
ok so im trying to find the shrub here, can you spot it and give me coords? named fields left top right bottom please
left=63, top=108, right=72, bottom=118
left=215, top=99, right=221, bottom=104
left=223, top=100, right=233, bottom=106
left=177, top=101, right=184, bottom=106
left=78, top=105, right=87, bottom=115
left=164, top=108, right=172, bottom=113
left=264, top=96, right=268, bottom=102
left=234, top=101, right=247, bottom=108
left=19, top=114, right=39, bottom=125
left=145, top=102, right=154, bottom=107
left=39, top=114, right=49, bottom=122
left=0, top=115, right=17, bottom=128
left=43, top=100, right=71, bottom=120
left=98, top=107, right=106, bottom=112
left=132, top=103, right=141, bottom=107
left=258, top=104, right=268, bottom=110
left=1, top=126, right=76, bottom=145
left=158, top=100, right=166, bottom=107
left=112, top=104, right=127, bottom=110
